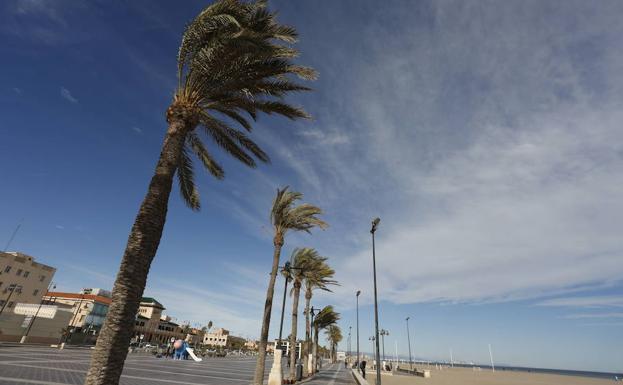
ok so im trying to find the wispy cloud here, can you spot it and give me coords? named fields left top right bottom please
left=537, top=296, right=623, bottom=308
left=54, top=224, right=65, bottom=230
left=60, top=87, right=78, bottom=103
left=131, top=126, right=143, bottom=134
left=13, top=87, right=22, bottom=95
left=564, top=312, right=623, bottom=319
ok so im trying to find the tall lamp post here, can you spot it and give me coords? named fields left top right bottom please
left=379, top=329, right=389, bottom=362
left=356, top=290, right=361, bottom=366
left=406, top=317, right=413, bottom=370
left=371, top=217, right=381, bottom=385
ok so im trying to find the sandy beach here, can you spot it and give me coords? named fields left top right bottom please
left=376, top=367, right=615, bottom=385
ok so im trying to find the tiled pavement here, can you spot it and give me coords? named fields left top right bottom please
left=0, top=345, right=272, bottom=385
left=0, top=346, right=354, bottom=385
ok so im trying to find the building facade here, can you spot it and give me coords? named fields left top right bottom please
left=203, top=327, right=230, bottom=347
left=0, top=252, right=55, bottom=312
left=43, top=289, right=111, bottom=344
left=0, top=252, right=60, bottom=343
left=131, top=298, right=185, bottom=344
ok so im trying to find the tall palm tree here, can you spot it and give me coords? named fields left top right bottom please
left=85, top=1, right=315, bottom=384
left=254, top=187, right=327, bottom=384
left=304, top=258, right=337, bottom=371
left=325, top=325, right=342, bottom=363
left=312, top=306, right=340, bottom=374
left=286, top=247, right=320, bottom=379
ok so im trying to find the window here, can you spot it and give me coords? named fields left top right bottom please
left=39, top=275, right=46, bottom=282
left=33, top=289, right=39, bottom=296
left=0, top=282, right=3, bottom=289
left=16, top=269, right=23, bottom=276
left=23, top=271, right=29, bottom=278
left=0, top=300, right=5, bottom=306
left=7, top=301, right=14, bottom=308
left=3, top=266, right=11, bottom=273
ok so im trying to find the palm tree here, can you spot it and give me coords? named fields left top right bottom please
left=85, top=2, right=315, bottom=384
left=286, top=247, right=318, bottom=380
left=254, top=187, right=327, bottom=385
left=312, top=306, right=340, bottom=374
left=325, top=325, right=342, bottom=363
left=304, top=258, right=337, bottom=372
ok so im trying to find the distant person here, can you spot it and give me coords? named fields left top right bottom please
left=345, top=360, right=348, bottom=368
left=360, top=360, right=367, bottom=378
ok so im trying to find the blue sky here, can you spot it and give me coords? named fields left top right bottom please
left=1, top=0, right=622, bottom=373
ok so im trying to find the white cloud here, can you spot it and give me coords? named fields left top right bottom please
left=258, top=0, right=623, bottom=307
left=13, top=87, right=22, bottom=95
left=54, top=224, right=64, bottom=230
left=132, top=126, right=143, bottom=134
left=60, top=87, right=78, bottom=103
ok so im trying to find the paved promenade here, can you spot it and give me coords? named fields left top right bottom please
left=0, top=345, right=271, bottom=385
left=306, top=362, right=353, bottom=385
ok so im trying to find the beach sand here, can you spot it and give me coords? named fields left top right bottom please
left=377, top=367, right=614, bottom=385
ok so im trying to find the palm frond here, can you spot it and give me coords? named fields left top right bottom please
left=177, top=147, right=200, bottom=210
left=313, top=305, right=340, bottom=329
left=187, top=133, right=224, bottom=179
left=169, top=0, right=316, bottom=211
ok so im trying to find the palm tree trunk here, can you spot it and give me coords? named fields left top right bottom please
left=304, top=289, right=312, bottom=356
left=312, top=325, right=319, bottom=374
left=253, top=235, right=283, bottom=385
left=84, top=111, right=188, bottom=385
left=289, top=282, right=301, bottom=379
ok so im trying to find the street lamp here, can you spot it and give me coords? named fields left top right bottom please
left=406, top=317, right=413, bottom=370
left=348, top=326, right=352, bottom=364
left=379, top=329, right=389, bottom=362
left=356, top=290, right=361, bottom=366
left=371, top=217, right=381, bottom=385
left=22, top=282, right=56, bottom=343
left=369, top=335, right=376, bottom=359
left=278, top=261, right=292, bottom=349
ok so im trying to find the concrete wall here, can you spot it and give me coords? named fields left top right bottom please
left=0, top=306, right=73, bottom=344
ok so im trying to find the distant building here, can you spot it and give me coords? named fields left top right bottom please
left=203, top=327, right=230, bottom=347
left=245, top=339, right=258, bottom=350
left=132, top=298, right=185, bottom=344
left=0, top=251, right=55, bottom=310
left=43, top=289, right=112, bottom=344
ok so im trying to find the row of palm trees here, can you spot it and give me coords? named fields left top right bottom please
left=83, top=1, right=322, bottom=384
left=285, top=248, right=337, bottom=379
left=252, top=187, right=343, bottom=384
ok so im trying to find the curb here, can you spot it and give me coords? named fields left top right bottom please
left=351, top=368, right=369, bottom=385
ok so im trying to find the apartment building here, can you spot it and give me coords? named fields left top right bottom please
left=0, top=251, right=55, bottom=311
left=0, top=252, right=62, bottom=343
